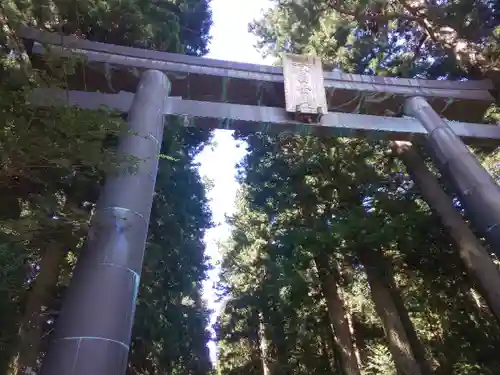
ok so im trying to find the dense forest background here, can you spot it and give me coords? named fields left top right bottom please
left=2, top=0, right=500, bottom=375
left=216, top=1, right=500, bottom=375
left=0, top=1, right=214, bottom=374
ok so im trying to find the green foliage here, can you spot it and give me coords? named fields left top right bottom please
left=216, top=129, right=500, bottom=374
left=251, top=0, right=500, bottom=79
left=130, top=125, right=214, bottom=375
left=218, top=3, right=500, bottom=365
left=363, top=344, right=396, bottom=375
left=0, top=0, right=214, bottom=374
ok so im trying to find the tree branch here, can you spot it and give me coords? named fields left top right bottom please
left=400, top=1, right=438, bottom=42
left=326, top=0, right=441, bottom=46
left=410, top=33, right=428, bottom=64
left=327, top=0, right=421, bottom=24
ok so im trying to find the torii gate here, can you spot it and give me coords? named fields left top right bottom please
left=18, top=26, right=500, bottom=375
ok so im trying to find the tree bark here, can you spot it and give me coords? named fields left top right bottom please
left=322, top=312, right=344, bottom=374
left=259, top=311, right=273, bottom=375
left=346, top=310, right=363, bottom=369
left=342, top=261, right=372, bottom=367
left=320, top=319, right=336, bottom=374
left=384, top=260, right=434, bottom=375
left=16, top=244, right=65, bottom=375
left=392, top=141, right=500, bottom=321
left=315, top=253, right=362, bottom=375
left=357, top=248, right=423, bottom=375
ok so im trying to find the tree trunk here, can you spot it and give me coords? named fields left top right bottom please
left=342, top=262, right=371, bottom=367
left=320, top=321, right=335, bottom=374
left=259, top=311, right=273, bottom=375
left=322, top=312, right=344, bottom=375
left=315, top=253, right=362, bottom=375
left=16, top=244, right=65, bottom=375
left=384, top=260, right=434, bottom=375
left=357, top=248, right=423, bottom=375
left=392, top=141, right=500, bottom=321
left=346, top=310, right=363, bottom=369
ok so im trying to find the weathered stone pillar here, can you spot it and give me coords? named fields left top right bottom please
left=40, top=70, right=169, bottom=375
left=404, top=96, right=500, bottom=253
left=392, top=141, right=500, bottom=320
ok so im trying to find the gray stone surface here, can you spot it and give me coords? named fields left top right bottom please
left=19, top=26, right=494, bottom=122
left=39, top=70, right=169, bottom=375
left=31, top=88, right=500, bottom=144
left=405, top=96, right=500, bottom=254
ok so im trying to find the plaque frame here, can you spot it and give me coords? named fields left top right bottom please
left=283, top=53, right=328, bottom=123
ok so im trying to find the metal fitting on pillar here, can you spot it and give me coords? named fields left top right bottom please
left=40, top=70, right=170, bottom=375
left=404, top=96, right=500, bottom=254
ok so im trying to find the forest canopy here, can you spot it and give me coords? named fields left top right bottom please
left=0, top=1, right=214, bottom=374
left=215, top=1, right=500, bottom=375
left=2, top=0, right=500, bottom=375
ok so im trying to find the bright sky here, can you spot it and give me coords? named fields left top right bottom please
left=195, top=0, right=272, bottom=364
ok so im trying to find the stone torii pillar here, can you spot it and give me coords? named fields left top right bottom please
left=39, top=70, right=170, bottom=375
left=404, top=96, right=500, bottom=254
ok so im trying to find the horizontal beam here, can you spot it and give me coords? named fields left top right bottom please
left=31, top=89, right=500, bottom=144
left=29, top=42, right=493, bottom=102
left=19, top=27, right=494, bottom=123
left=19, top=27, right=493, bottom=91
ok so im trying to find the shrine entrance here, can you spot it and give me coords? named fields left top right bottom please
left=18, top=26, right=500, bottom=375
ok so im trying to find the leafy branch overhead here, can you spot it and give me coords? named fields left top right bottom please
left=217, top=1, right=500, bottom=375
left=0, top=1, right=214, bottom=375
left=252, top=0, right=500, bottom=80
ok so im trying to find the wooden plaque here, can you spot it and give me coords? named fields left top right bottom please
left=283, top=54, right=328, bottom=116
